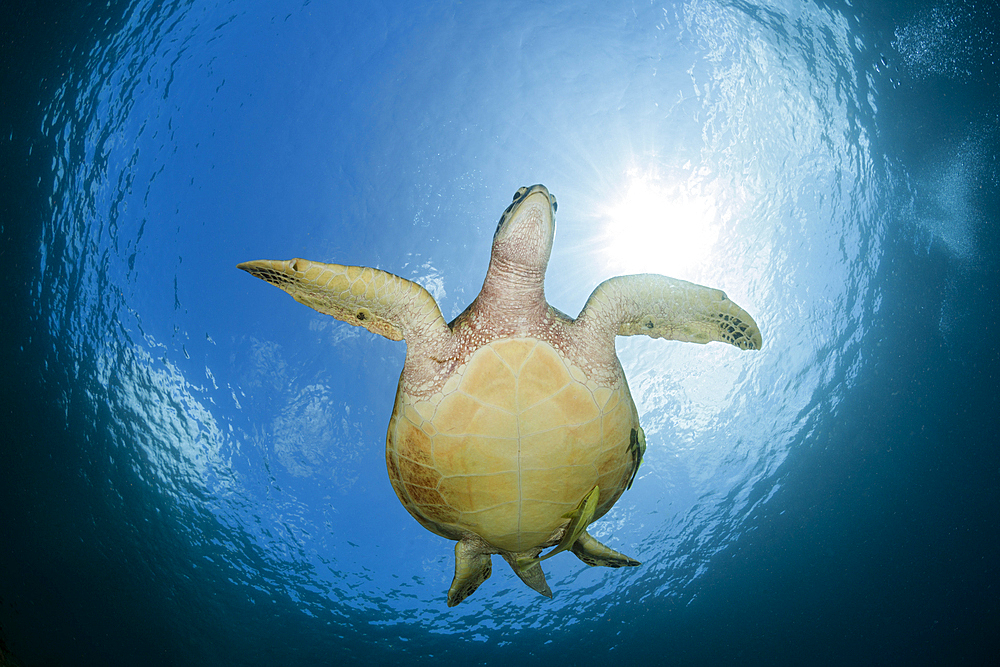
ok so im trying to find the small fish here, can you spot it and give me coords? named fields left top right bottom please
left=518, top=485, right=601, bottom=569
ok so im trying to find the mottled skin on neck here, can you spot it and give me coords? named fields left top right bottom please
left=399, top=186, right=624, bottom=399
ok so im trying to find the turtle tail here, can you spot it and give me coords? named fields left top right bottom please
left=500, top=551, right=552, bottom=599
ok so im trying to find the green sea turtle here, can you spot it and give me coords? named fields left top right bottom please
left=238, top=184, right=761, bottom=606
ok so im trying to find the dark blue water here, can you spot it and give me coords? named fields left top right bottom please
left=1, top=0, right=998, bottom=665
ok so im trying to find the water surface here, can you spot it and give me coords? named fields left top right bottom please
left=1, top=0, right=997, bottom=664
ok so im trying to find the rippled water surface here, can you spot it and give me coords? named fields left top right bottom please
left=2, top=0, right=998, bottom=665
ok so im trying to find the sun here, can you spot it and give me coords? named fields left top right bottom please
left=601, top=173, right=720, bottom=276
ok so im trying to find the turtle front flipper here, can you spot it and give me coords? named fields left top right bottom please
left=571, top=531, right=640, bottom=568
left=237, top=258, right=450, bottom=343
left=447, top=537, right=493, bottom=607
left=575, top=274, right=763, bottom=351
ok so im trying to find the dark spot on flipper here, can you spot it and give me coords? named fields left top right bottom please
left=718, top=313, right=757, bottom=349
left=357, top=311, right=366, bottom=321
left=244, top=266, right=294, bottom=288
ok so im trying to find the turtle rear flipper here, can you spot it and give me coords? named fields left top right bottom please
left=571, top=531, right=640, bottom=568
left=448, top=538, right=493, bottom=607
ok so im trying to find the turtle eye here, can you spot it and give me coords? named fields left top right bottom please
left=512, top=186, right=528, bottom=202
left=550, top=194, right=557, bottom=212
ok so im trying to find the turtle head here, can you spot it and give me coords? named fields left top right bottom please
left=490, top=184, right=557, bottom=275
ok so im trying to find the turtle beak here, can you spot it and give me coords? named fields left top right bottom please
left=492, top=185, right=556, bottom=270
left=501, top=185, right=555, bottom=234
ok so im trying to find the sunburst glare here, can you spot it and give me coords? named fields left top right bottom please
left=601, top=172, right=721, bottom=277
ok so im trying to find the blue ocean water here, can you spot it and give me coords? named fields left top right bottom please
left=1, top=0, right=997, bottom=665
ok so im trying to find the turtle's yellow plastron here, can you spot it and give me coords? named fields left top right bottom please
left=239, top=184, right=762, bottom=606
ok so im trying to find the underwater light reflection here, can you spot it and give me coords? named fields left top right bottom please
left=600, top=172, right=726, bottom=277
